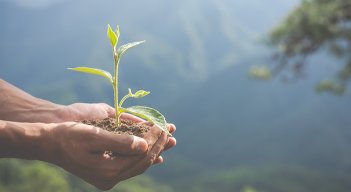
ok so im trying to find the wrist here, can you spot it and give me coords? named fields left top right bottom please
left=23, top=101, right=67, bottom=123
left=0, top=79, right=66, bottom=123
left=0, top=121, right=55, bottom=161
left=39, top=122, right=70, bottom=165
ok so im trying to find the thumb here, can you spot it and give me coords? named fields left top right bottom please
left=93, top=130, right=148, bottom=155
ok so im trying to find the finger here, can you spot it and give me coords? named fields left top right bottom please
left=164, top=137, right=177, bottom=151
left=119, top=132, right=168, bottom=180
left=142, top=123, right=163, bottom=147
left=167, top=123, right=176, bottom=134
left=153, top=156, right=163, bottom=164
left=142, top=131, right=168, bottom=165
left=93, top=129, right=148, bottom=155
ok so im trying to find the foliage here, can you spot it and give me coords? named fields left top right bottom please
left=69, top=25, right=170, bottom=135
left=3, top=159, right=351, bottom=192
left=248, top=65, right=272, bottom=80
left=315, top=79, right=345, bottom=94
left=268, top=0, right=351, bottom=94
left=0, top=159, right=69, bottom=192
left=0, top=159, right=174, bottom=192
left=113, top=175, right=174, bottom=192
left=186, top=166, right=351, bottom=192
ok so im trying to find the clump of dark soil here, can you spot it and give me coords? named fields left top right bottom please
left=81, top=117, right=150, bottom=137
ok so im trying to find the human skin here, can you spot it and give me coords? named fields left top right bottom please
left=0, top=79, right=176, bottom=158
left=0, top=119, right=175, bottom=190
left=0, top=79, right=115, bottom=123
left=0, top=79, right=176, bottom=190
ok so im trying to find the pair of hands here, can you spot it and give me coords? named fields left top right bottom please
left=0, top=79, right=176, bottom=190
left=50, top=103, right=176, bottom=190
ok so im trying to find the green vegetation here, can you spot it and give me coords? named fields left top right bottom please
left=69, top=25, right=170, bottom=135
left=0, top=159, right=174, bottom=192
left=3, top=160, right=351, bottom=192
left=0, top=159, right=69, bottom=192
left=267, top=0, right=351, bottom=94
left=116, top=175, right=174, bottom=192
left=315, top=79, right=346, bottom=95
left=184, top=166, right=351, bottom=192
left=248, top=65, right=272, bottom=80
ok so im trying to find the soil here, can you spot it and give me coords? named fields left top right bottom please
left=81, top=117, right=150, bottom=137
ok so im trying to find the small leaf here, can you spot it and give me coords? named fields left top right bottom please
left=117, top=41, right=145, bottom=56
left=119, top=89, right=150, bottom=107
left=68, top=67, right=113, bottom=83
left=133, top=90, right=150, bottom=98
left=248, top=65, right=272, bottom=80
left=107, top=24, right=118, bottom=48
left=121, top=106, right=171, bottom=136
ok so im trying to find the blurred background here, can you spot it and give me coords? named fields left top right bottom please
left=1, top=0, right=351, bottom=191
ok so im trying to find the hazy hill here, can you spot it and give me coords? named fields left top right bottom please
left=150, top=54, right=351, bottom=188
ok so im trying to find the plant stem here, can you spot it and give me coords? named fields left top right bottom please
left=113, top=53, right=120, bottom=127
left=119, top=94, right=130, bottom=108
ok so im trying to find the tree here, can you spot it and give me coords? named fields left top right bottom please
left=251, top=0, right=351, bottom=95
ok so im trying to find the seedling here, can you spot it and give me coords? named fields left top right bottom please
left=68, top=24, right=170, bottom=136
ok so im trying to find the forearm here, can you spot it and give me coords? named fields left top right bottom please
left=0, top=120, right=53, bottom=161
left=0, top=79, right=65, bottom=123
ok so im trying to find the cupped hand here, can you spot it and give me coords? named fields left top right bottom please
left=45, top=119, right=175, bottom=190
left=62, top=105, right=177, bottom=155
left=120, top=113, right=177, bottom=164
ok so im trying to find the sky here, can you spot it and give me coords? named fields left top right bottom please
left=0, top=0, right=71, bottom=9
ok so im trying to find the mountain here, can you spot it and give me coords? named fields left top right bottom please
left=149, top=54, right=351, bottom=189
left=171, top=57, right=351, bottom=168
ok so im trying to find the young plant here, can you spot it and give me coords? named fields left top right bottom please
left=68, top=24, right=170, bottom=136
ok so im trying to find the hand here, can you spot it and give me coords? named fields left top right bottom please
left=120, top=113, right=177, bottom=163
left=0, top=79, right=177, bottom=190
left=45, top=121, right=171, bottom=190
left=61, top=106, right=177, bottom=162
left=0, top=117, right=176, bottom=190
left=59, top=103, right=115, bottom=122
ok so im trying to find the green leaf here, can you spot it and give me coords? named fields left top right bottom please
left=107, top=24, right=118, bottom=48
left=120, top=106, right=171, bottom=136
left=68, top=67, right=113, bottom=84
left=133, top=90, right=150, bottom=98
left=119, top=89, right=150, bottom=108
left=117, top=41, right=145, bottom=56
